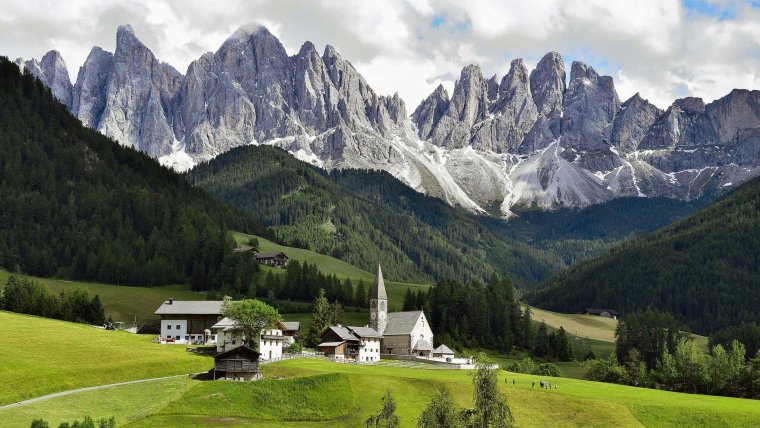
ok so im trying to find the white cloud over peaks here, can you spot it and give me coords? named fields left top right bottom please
left=3, top=0, right=760, bottom=113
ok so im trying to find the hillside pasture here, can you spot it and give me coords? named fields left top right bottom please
left=0, top=311, right=210, bottom=406
left=233, top=232, right=430, bottom=311
left=0, top=269, right=204, bottom=323
left=2, top=358, right=758, bottom=427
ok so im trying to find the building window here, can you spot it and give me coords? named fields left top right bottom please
left=175, top=336, right=180, bottom=340
left=185, top=336, right=189, bottom=341
left=167, top=325, right=171, bottom=330
left=176, top=325, right=181, bottom=329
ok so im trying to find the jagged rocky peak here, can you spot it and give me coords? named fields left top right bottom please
left=611, top=93, right=662, bottom=152
left=562, top=60, right=620, bottom=153
left=470, top=57, right=538, bottom=153
left=449, top=64, right=488, bottom=126
left=529, top=51, right=566, bottom=116
left=72, top=47, right=114, bottom=128
left=705, top=89, right=760, bottom=142
left=486, top=74, right=499, bottom=102
left=412, top=84, right=450, bottom=140
left=15, top=50, right=74, bottom=108
left=675, top=96, right=706, bottom=113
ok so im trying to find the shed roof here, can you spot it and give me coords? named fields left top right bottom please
left=214, top=345, right=260, bottom=361
left=414, top=339, right=433, bottom=351
left=348, top=326, right=382, bottom=338
left=317, top=341, right=345, bottom=348
left=383, top=311, right=423, bottom=336
left=433, top=344, right=455, bottom=355
left=155, top=300, right=223, bottom=316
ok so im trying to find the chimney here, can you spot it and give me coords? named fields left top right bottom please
left=168, top=298, right=173, bottom=305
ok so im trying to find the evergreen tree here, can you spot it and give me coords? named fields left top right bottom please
left=365, top=391, right=400, bottom=428
left=403, top=288, right=415, bottom=311
left=417, top=387, right=462, bottom=428
left=306, top=289, right=332, bottom=347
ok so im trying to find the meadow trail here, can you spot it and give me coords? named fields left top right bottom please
left=0, top=375, right=188, bottom=410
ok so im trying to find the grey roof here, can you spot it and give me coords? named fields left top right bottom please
left=433, top=344, right=455, bottom=355
left=155, top=300, right=223, bottom=316
left=281, top=321, right=300, bottom=331
left=317, top=341, right=345, bottom=347
left=414, top=339, right=433, bottom=351
left=383, top=311, right=423, bottom=336
left=211, top=317, right=236, bottom=329
left=348, top=326, right=382, bottom=338
left=585, top=308, right=619, bottom=315
left=255, top=252, right=287, bottom=259
left=327, top=326, right=359, bottom=342
left=370, top=265, right=387, bottom=300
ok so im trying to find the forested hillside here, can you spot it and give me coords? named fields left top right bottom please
left=187, top=145, right=564, bottom=286
left=0, top=57, right=265, bottom=292
left=527, top=175, right=760, bottom=334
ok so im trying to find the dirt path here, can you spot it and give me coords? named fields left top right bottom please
left=0, top=374, right=188, bottom=410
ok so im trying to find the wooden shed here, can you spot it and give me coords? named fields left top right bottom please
left=214, top=345, right=261, bottom=381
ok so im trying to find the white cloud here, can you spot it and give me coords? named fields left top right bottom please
left=3, top=0, right=760, bottom=112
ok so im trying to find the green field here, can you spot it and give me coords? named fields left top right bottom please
left=234, top=232, right=430, bottom=311
left=3, top=358, right=758, bottom=427
left=0, top=311, right=211, bottom=406
left=0, top=269, right=205, bottom=323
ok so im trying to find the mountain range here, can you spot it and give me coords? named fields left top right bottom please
left=16, top=24, right=760, bottom=215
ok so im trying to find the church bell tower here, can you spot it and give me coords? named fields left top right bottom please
left=370, top=265, right=388, bottom=335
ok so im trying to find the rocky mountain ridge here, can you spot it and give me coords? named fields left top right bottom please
left=16, top=25, right=760, bottom=215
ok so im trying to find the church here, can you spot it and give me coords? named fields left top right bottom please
left=370, top=265, right=435, bottom=357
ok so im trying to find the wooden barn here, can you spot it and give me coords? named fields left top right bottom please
left=254, top=252, right=289, bottom=268
left=214, top=345, right=261, bottom=381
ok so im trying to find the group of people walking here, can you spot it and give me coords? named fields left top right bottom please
left=505, top=378, right=558, bottom=390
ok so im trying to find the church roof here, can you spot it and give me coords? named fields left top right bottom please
left=370, top=265, right=387, bottom=300
left=433, top=344, right=455, bottom=355
left=383, top=310, right=423, bottom=336
left=414, top=339, right=433, bottom=351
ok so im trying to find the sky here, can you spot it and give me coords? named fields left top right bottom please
left=3, top=0, right=760, bottom=110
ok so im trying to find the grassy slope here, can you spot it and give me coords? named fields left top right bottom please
left=0, top=311, right=211, bottom=406
left=233, top=231, right=430, bottom=312
left=3, top=359, right=757, bottom=427
left=529, top=306, right=618, bottom=343
left=0, top=269, right=204, bottom=323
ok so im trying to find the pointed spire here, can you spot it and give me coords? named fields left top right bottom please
left=371, top=265, right=387, bottom=300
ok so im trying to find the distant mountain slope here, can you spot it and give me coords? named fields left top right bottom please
left=527, top=176, right=760, bottom=334
left=0, top=57, right=264, bottom=291
left=187, top=145, right=563, bottom=286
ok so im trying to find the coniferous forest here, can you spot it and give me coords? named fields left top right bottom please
left=0, top=57, right=265, bottom=293
left=527, top=174, right=760, bottom=334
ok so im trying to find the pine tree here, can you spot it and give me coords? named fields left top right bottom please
left=403, top=288, right=415, bottom=311
left=306, top=289, right=332, bottom=347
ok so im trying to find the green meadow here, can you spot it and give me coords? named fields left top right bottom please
left=0, top=269, right=204, bottom=323
left=3, top=358, right=758, bottom=427
left=0, top=311, right=210, bottom=406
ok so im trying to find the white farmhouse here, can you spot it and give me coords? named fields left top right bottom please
left=211, top=317, right=285, bottom=360
left=154, top=299, right=223, bottom=344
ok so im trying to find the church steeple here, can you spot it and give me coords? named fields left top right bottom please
left=370, top=265, right=388, bottom=334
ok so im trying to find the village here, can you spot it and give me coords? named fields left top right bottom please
left=154, top=264, right=475, bottom=381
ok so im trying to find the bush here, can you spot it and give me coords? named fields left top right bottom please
left=584, top=355, right=629, bottom=384
left=532, top=363, right=562, bottom=377
left=285, top=341, right=303, bottom=353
